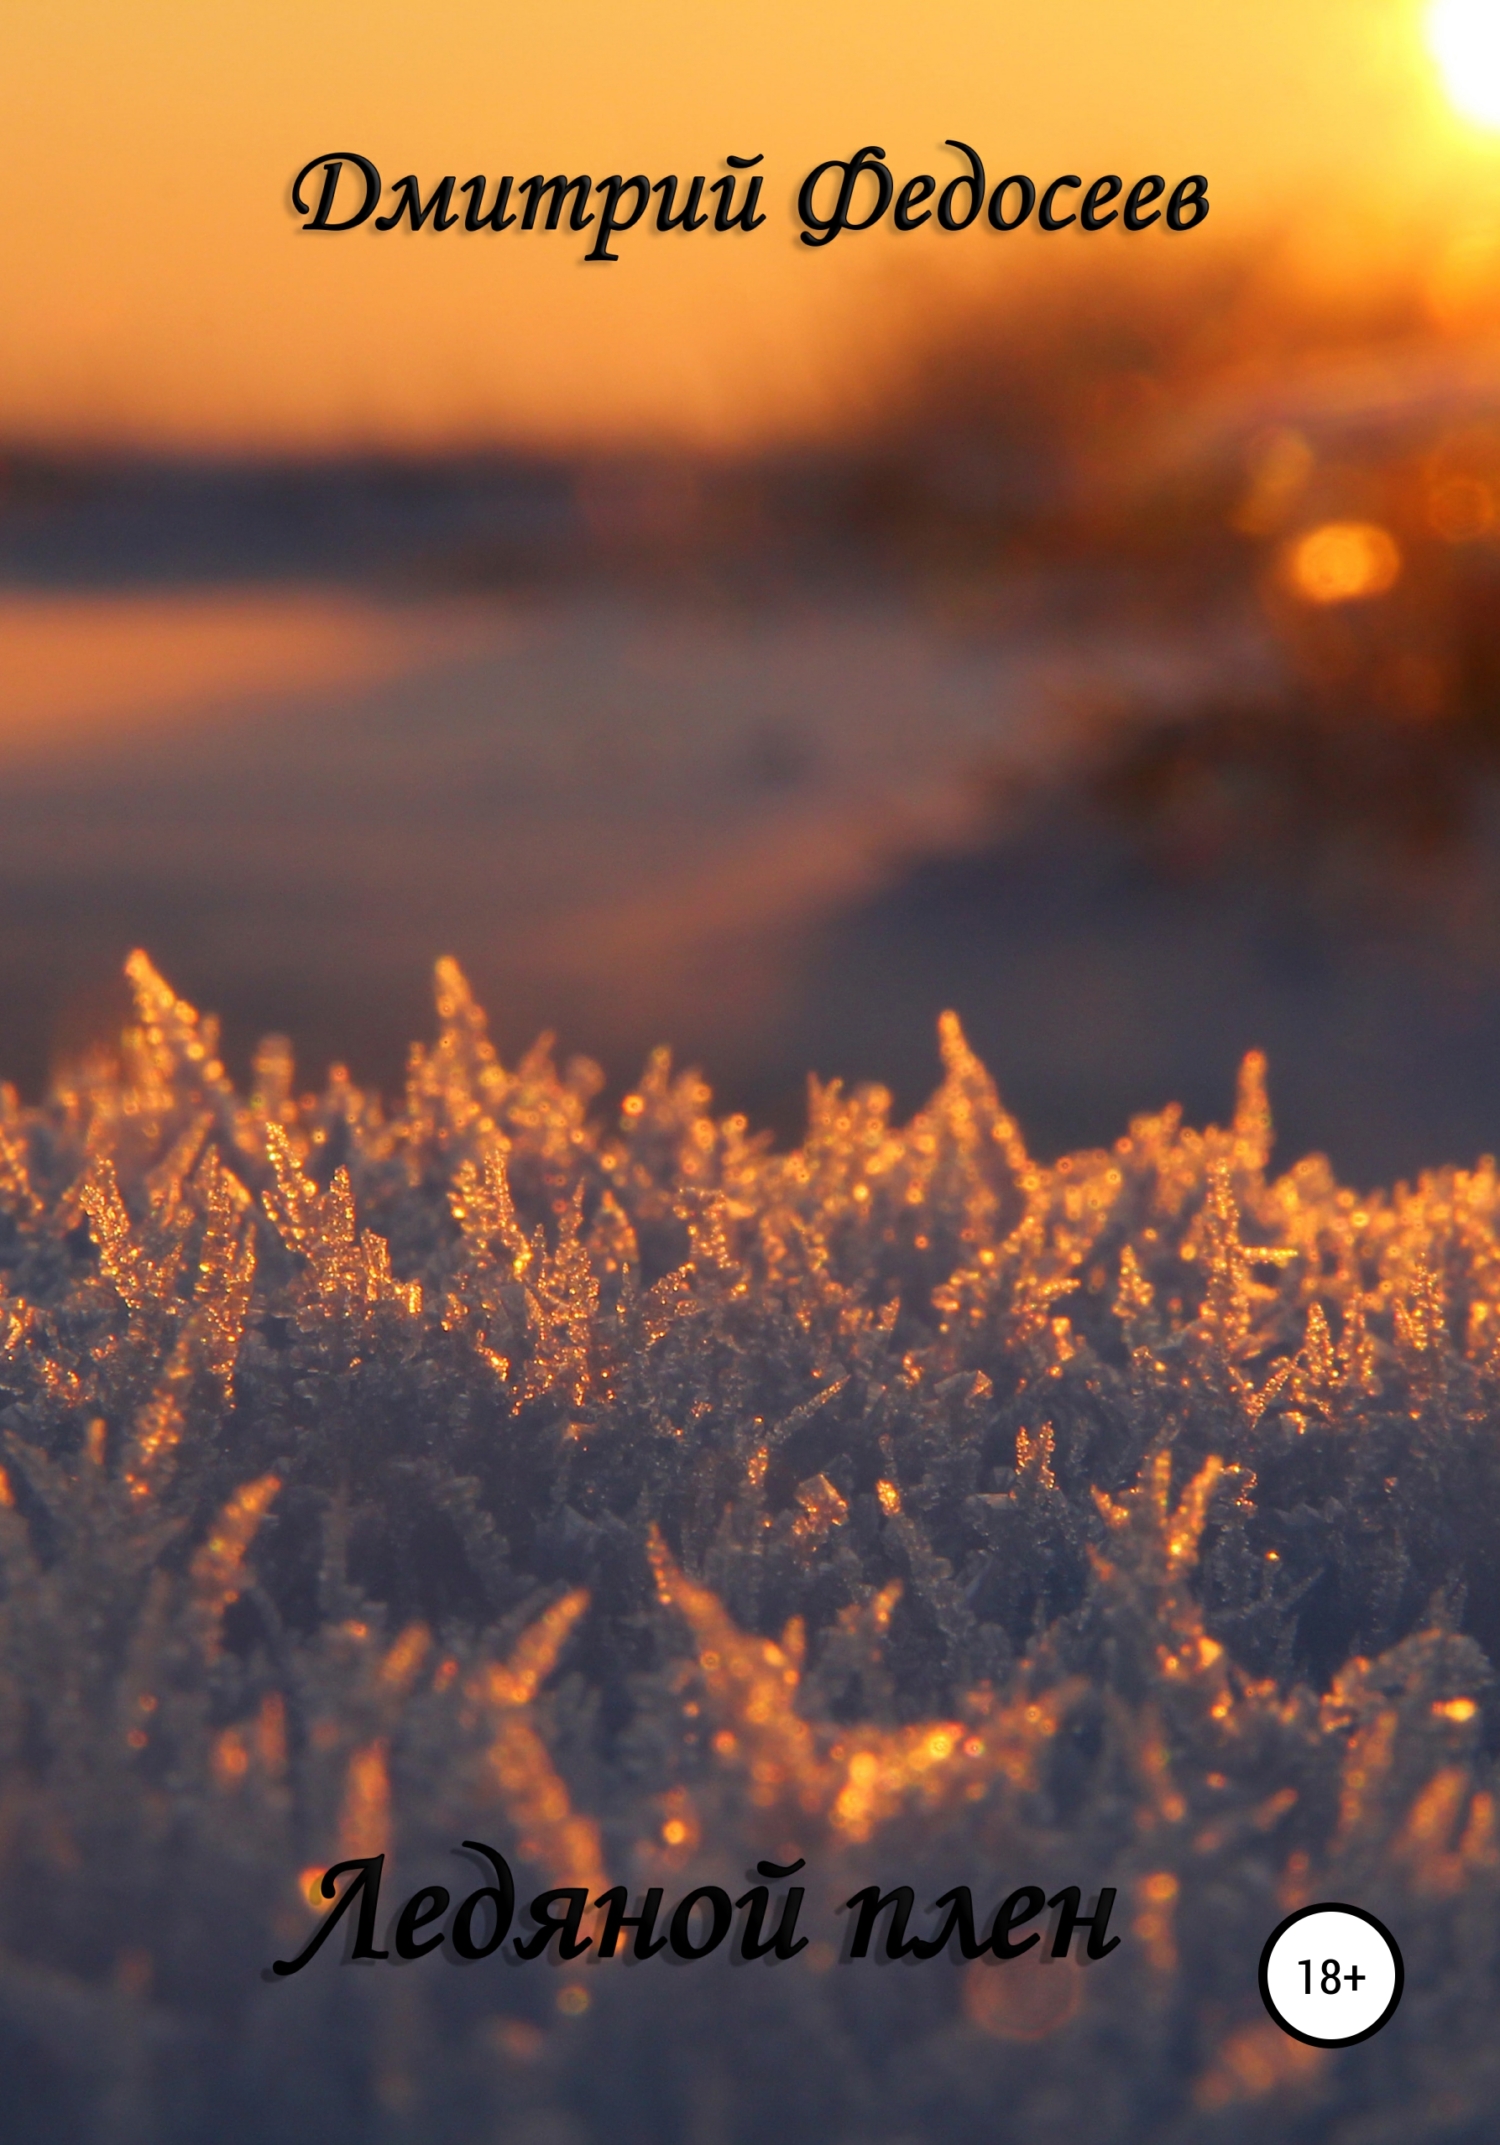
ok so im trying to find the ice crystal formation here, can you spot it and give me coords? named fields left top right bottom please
left=3, top=952, right=1500, bottom=2141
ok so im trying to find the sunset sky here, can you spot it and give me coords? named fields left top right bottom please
left=2, top=0, right=1498, bottom=450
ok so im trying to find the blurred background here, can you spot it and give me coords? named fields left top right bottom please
left=4, top=0, right=1500, bottom=1181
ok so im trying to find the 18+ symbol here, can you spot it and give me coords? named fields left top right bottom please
left=1259, top=1904, right=1403, bottom=2047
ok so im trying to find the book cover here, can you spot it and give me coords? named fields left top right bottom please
left=2, top=6, right=1498, bottom=2138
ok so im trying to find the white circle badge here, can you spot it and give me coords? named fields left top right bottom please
left=1259, top=1903, right=1403, bottom=2048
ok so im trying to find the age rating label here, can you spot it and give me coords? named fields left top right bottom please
left=1259, top=1904, right=1404, bottom=2048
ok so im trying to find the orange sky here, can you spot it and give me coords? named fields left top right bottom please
left=0, top=0, right=1493, bottom=450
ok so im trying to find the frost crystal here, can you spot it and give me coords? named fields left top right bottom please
left=1, top=953, right=1499, bottom=2140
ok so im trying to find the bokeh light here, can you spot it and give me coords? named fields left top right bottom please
left=1286, top=520, right=1404, bottom=605
left=1428, top=473, right=1497, bottom=540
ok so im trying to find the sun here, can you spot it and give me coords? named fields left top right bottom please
left=1428, top=0, right=1500, bottom=128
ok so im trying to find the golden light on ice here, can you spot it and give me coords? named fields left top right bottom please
left=1428, top=0, right=1500, bottom=128
left=1286, top=521, right=1403, bottom=605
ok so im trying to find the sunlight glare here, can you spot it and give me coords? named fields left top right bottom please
left=1429, top=0, right=1500, bottom=129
